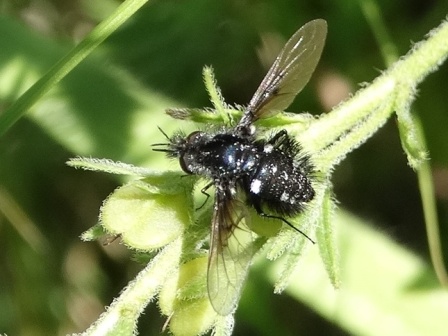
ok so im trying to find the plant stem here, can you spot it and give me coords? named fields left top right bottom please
left=360, top=6, right=448, bottom=285
left=299, top=17, right=448, bottom=171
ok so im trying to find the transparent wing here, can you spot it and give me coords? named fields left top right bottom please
left=207, top=188, right=256, bottom=315
left=239, top=19, right=327, bottom=126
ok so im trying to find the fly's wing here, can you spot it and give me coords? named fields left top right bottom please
left=239, top=19, right=327, bottom=127
left=207, top=189, right=257, bottom=315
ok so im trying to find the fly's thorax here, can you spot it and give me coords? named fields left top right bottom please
left=178, top=131, right=263, bottom=180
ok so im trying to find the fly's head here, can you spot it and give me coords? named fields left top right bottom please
left=152, top=127, right=212, bottom=175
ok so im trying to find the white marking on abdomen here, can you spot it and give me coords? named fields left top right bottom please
left=250, top=179, right=262, bottom=194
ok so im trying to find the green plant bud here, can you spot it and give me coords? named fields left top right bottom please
left=100, top=180, right=192, bottom=250
left=158, top=256, right=216, bottom=335
left=169, top=297, right=216, bottom=336
left=247, top=209, right=282, bottom=238
left=159, top=256, right=208, bottom=315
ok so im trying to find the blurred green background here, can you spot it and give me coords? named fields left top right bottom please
left=0, top=0, right=448, bottom=335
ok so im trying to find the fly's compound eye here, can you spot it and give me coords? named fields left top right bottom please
left=179, top=156, right=192, bottom=174
left=178, top=131, right=206, bottom=174
left=186, top=131, right=205, bottom=145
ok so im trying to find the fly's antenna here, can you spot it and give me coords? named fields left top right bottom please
left=157, top=126, right=171, bottom=141
left=151, top=126, right=172, bottom=152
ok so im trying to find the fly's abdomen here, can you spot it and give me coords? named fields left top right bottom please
left=248, top=151, right=314, bottom=217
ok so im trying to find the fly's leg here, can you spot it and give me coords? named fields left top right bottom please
left=196, top=182, right=214, bottom=211
left=252, top=201, right=315, bottom=244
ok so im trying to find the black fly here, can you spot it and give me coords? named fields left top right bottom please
left=152, top=19, right=327, bottom=315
